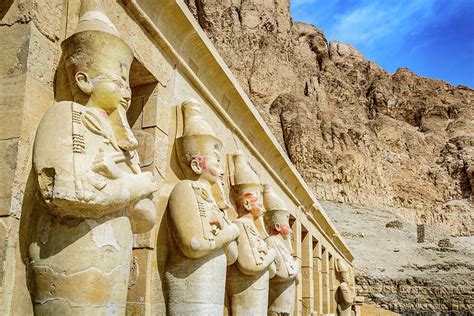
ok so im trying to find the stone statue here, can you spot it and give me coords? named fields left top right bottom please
left=264, top=184, right=300, bottom=316
left=29, top=2, right=158, bottom=314
left=335, top=259, right=356, bottom=316
left=227, top=151, right=277, bottom=315
left=164, top=99, right=240, bottom=315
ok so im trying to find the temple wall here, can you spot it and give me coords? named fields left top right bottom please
left=0, top=0, right=355, bottom=315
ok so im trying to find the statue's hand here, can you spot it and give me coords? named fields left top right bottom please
left=224, top=240, right=238, bottom=265
left=269, top=261, right=277, bottom=278
left=268, top=248, right=277, bottom=259
left=228, top=223, right=240, bottom=240
left=128, top=171, right=159, bottom=201
left=209, top=214, right=224, bottom=235
left=91, top=149, right=125, bottom=179
left=128, top=196, right=156, bottom=234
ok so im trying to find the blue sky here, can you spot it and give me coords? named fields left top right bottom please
left=291, top=0, right=474, bottom=87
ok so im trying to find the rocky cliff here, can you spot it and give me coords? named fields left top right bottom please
left=185, top=0, right=473, bottom=314
left=184, top=0, right=473, bottom=236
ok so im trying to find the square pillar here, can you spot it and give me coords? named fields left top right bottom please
left=321, top=247, right=330, bottom=314
left=329, top=254, right=336, bottom=314
left=291, top=219, right=302, bottom=316
left=313, top=239, right=323, bottom=314
left=301, top=232, right=314, bottom=314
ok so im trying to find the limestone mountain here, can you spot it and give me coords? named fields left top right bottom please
left=185, top=0, right=473, bottom=236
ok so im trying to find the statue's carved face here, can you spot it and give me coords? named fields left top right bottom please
left=278, top=222, right=291, bottom=239
left=76, top=70, right=131, bottom=114
left=340, top=271, right=349, bottom=283
left=190, top=155, right=223, bottom=184
left=269, top=222, right=292, bottom=239
left=239, top=189, right=264, bottom=218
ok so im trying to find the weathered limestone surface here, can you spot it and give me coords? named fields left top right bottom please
left=325, top=201, right=473, bottom=315
left=28, top=3, right=159, bottom=314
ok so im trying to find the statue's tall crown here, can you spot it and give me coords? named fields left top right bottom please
left=263, top=184, right=290, bottom=226
left=336, top=258, right=350, bottom=273
left=61, top=0, right=134, bottom=80
left=75, top=0, right=119, bottom=36
left=231, top=151, right=262, bottom=191
left=177, top=99, right=222, bottom=162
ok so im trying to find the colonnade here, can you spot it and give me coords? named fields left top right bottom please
left=291, top=217, right=348, bottom=315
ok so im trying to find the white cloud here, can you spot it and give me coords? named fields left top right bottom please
left=327, top=0, right=436, bottom=50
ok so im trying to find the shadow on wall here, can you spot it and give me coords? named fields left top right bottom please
left=0, top=0, right=14, bottom=20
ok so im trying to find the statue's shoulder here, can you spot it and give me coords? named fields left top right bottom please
left=42, top=101, right=80, bottom=119
left=231, top=217, right=245, bottom=226
left=33, top=102, right=83, bottom=181
left=34, top=102, right=77, bottom=157
left=36, top=101, right=80, bottom=133
left=266, top=235, right=278, bottom=245
left=168, top=180, right=199, bottom=209
left=339, top=282, right=350, bottom=290
left=170, top=180, right=195, bottom=195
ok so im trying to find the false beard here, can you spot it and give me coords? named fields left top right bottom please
left=109, top=106, right=138, bottom=152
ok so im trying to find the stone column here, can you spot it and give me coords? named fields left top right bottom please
left=329, top=255, right=336, bottom=314
left=291, top=219, right=302, bottom=315
left=313, top=240, right=323, bottom=314
left=302, top=232, right=314, bottom=314
left=321, top=248, right=330, bottom=314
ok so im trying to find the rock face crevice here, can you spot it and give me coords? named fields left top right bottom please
left=185, top=0, right=473, bottom=237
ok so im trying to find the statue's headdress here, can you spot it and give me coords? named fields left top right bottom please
left=263, top=184, right=290, bottom=227
left=176, top=99, right=223, bottom=166
left=62, top=0, right=138, bottom=151
left=230, top=151, right=262, bottom=193
left=61, top=0, right=134, bottom=85
left=335, top=258, right=350, bottom=273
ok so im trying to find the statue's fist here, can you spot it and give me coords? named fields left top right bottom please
left=224, top=240, right=238, bottom=266
left=228, top=223, right=240, bottom=240
left=128, top=197, right=156, bottom=234
left=129, top=171, right=159, bottom=200
left=267, top=248, right=277, bottom=261
left=92, top=150, right=125, bottom=179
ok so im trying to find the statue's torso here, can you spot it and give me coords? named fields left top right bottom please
left=337, top=282, right=354, bottom=316
left=165, top=180, right=230, bottom=315
left=30, top=101, right=137, bottom=314
left=267, top=235, right=298, bottom=314
left=227, top=218, right=271, bottom=316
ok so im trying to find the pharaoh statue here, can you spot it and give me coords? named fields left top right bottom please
left=335, top=259, right=356, bottom=316
left=29, top=1, right=158, bottom=314
left=227, top=151, right=277, bottom=315
left=263, top=184, right=300, bottom=316
left=164, top=99, right=240, bottom=315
